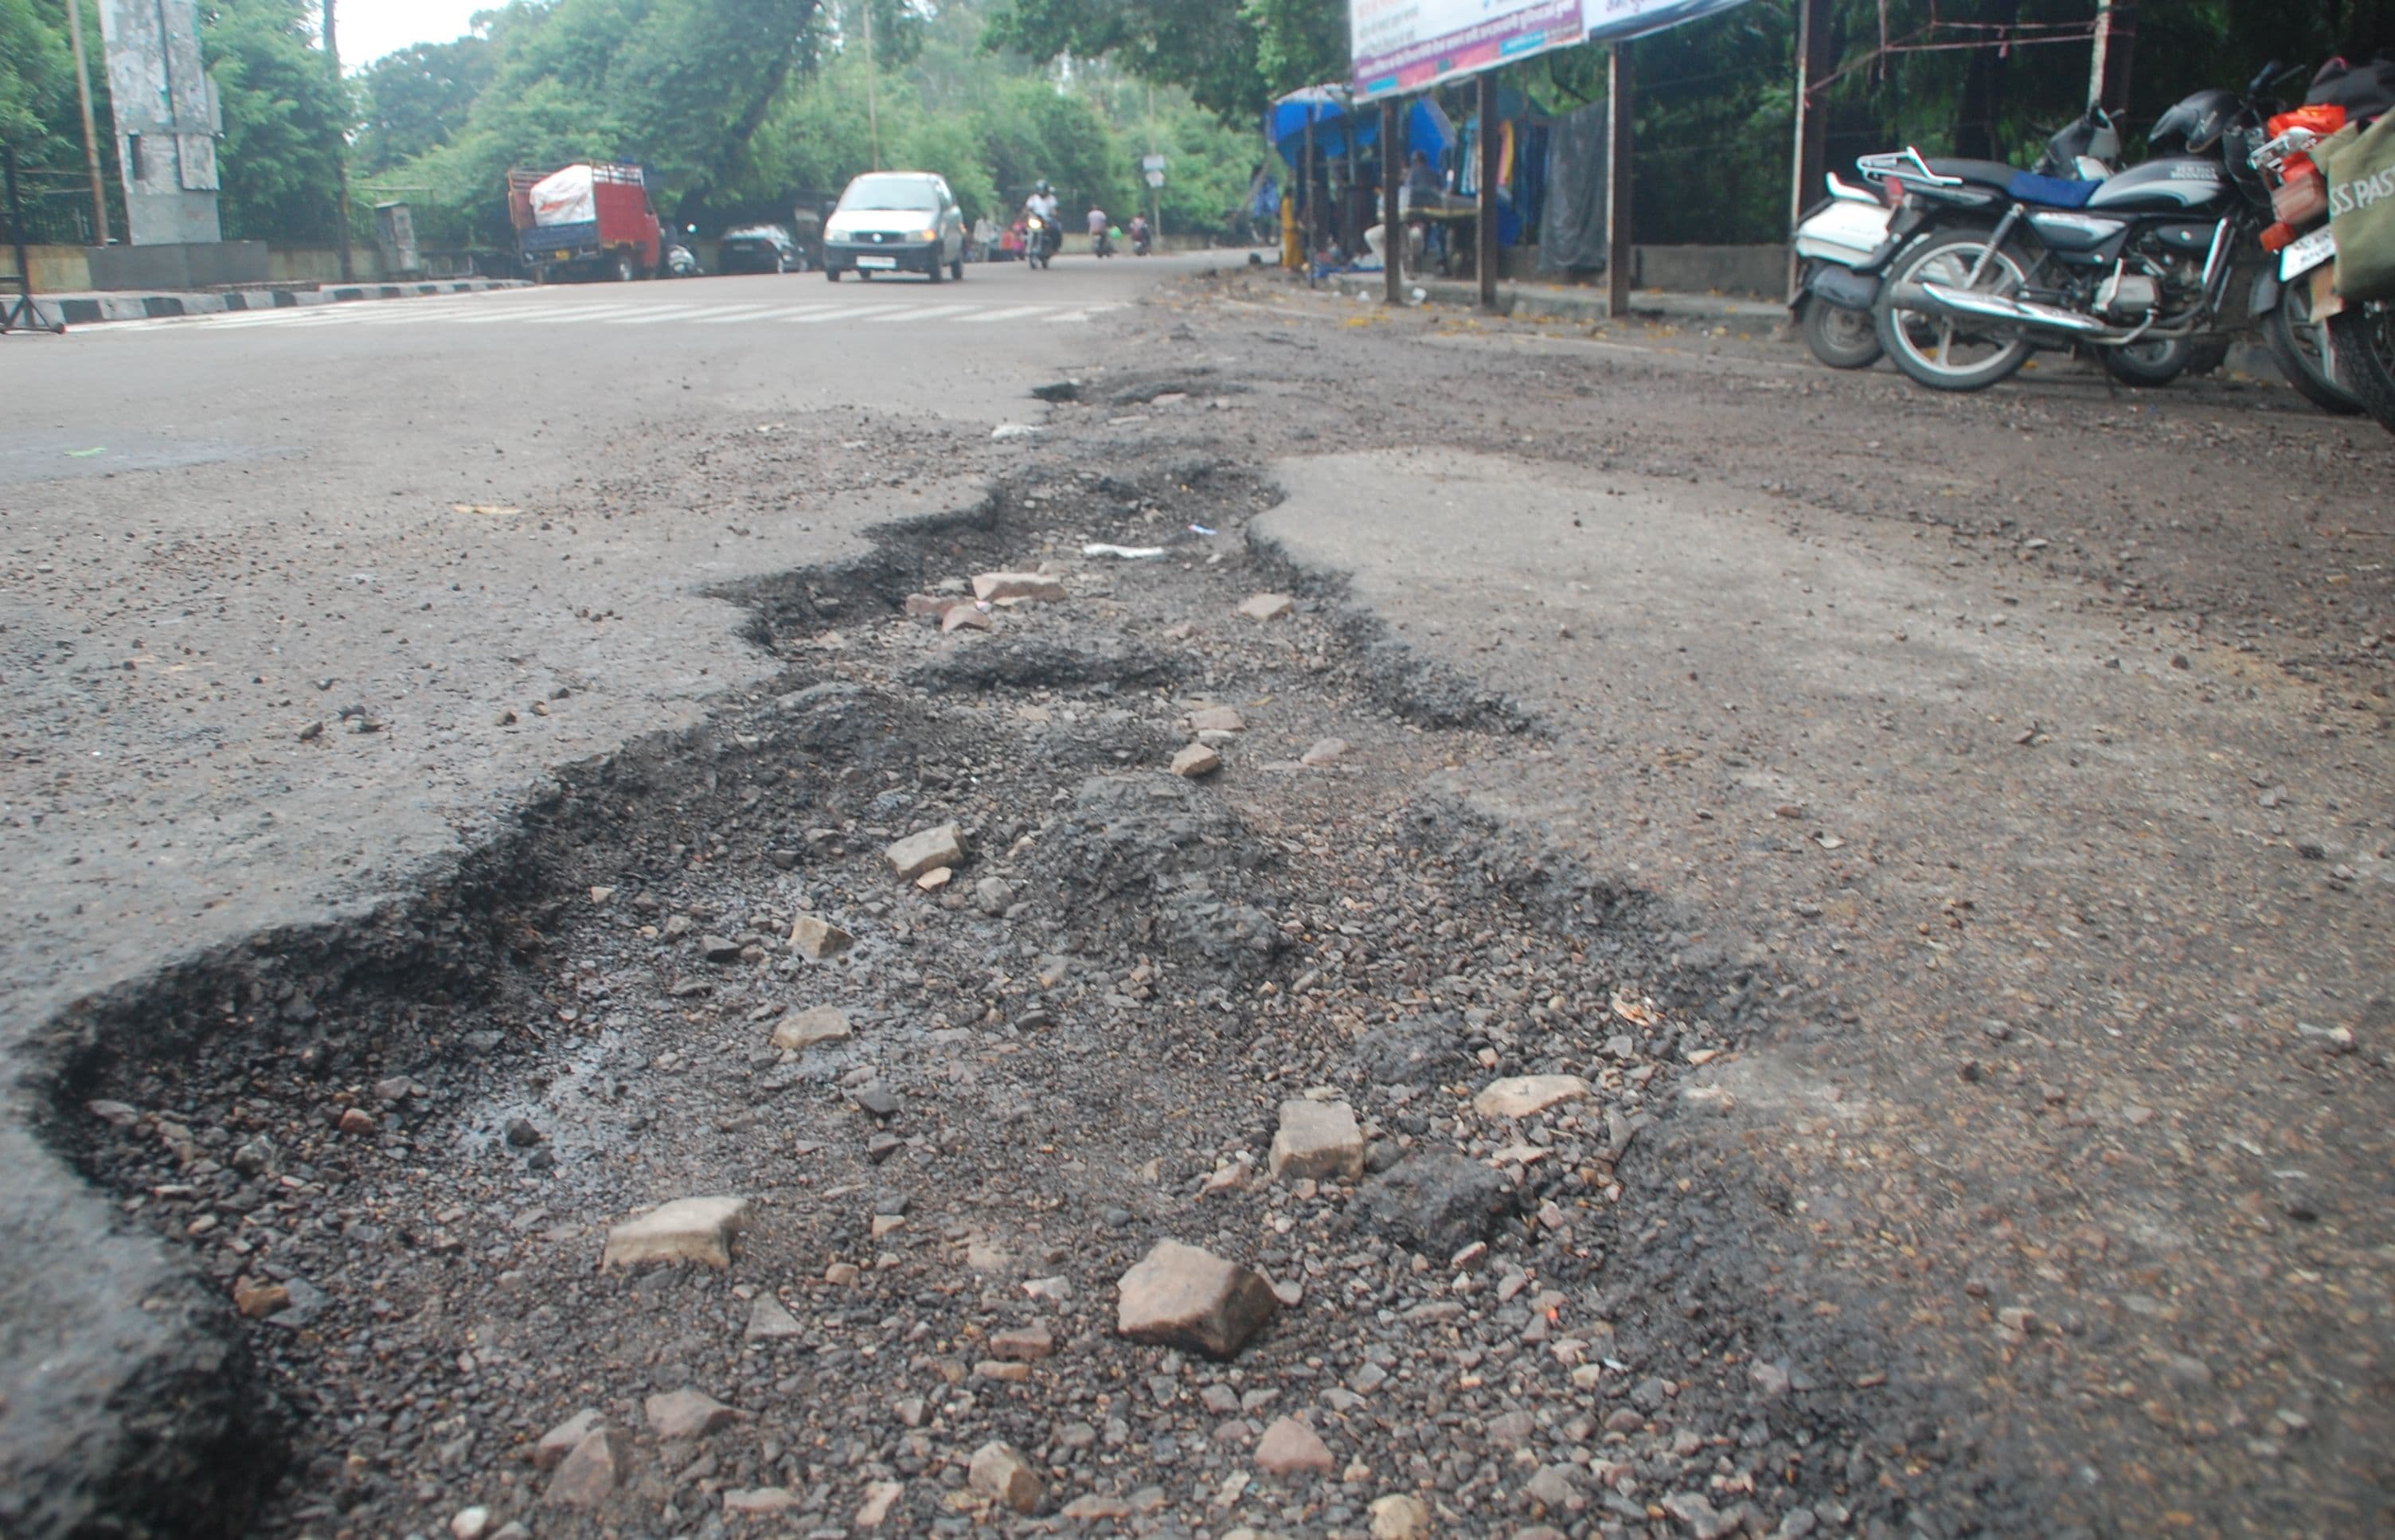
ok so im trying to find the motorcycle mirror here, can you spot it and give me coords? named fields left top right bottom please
left=2245, top=59, right=2284, bottom=96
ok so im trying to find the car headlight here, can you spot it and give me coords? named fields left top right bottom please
left=917, top=229, right=939, bottom=242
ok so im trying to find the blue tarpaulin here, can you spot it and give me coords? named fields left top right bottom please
left=1268, top=92, right=1455, bottom=172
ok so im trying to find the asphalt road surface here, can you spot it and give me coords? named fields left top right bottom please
left=5, top=252, right=2389, bottom=1540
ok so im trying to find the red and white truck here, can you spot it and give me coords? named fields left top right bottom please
left=506, top=162, right=662, bottom=283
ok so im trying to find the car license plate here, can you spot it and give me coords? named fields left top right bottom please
left=858, top=256, right=897, bottom=270
left=2280, top=225, right=2335, bottom=280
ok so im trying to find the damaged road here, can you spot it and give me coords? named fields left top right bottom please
left=7, top=266, right=2393, bottom=1540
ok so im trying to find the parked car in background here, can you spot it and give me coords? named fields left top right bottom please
left=717, top=224, right=803, bottom=274
left=822, top=172, right=967, bottom=282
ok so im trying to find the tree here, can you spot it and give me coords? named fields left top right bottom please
left=201, top=0, right=353, bottom=240
left=0, top=0, right=75, bottom=157
left=356, top=36, right=496, bottom=175
left=984, top=0, right=1279, bottom=120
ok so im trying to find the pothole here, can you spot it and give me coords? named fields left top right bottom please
left=32, top=436, right=1861, bottom=1540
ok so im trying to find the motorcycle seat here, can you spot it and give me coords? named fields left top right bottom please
left=1920, top=158, right=2026, bottom=190
left=2006, top=170, right=2100, bottom=208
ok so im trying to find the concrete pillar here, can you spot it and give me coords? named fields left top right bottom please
left=96, top=0, right=223, bottom=246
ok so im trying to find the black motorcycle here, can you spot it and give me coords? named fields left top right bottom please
left=1024, top=212, right=1058, bottom=270
left=1861, top=72, right=2284, bottom=393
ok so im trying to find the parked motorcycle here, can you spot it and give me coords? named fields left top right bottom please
left=663, top=241, right=703, bottom=279
left=1860, top=79, right=2278, bottom=393
left=1791, top=106, right=2122, bottom=371
left=2309, top=55, right=2395, bottom=438
left=2247, top=105, right=2363, bottom=412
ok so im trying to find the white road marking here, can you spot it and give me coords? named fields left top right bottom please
left=689, top=304, right=807, bottom=323
left=867, top=305, right=978, bottom=322
left=74, top=293, right=1127, bottom=335
left=784, top=305, right=908, bottom=322
left=602, top=305, right=728, bottom=325
left=518, top=303, right=648, bottom=324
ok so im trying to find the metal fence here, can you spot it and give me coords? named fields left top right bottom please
left=5, top=158, right=121, bottom=248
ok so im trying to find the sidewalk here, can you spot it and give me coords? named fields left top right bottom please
left=12, top=276, right=525, bottom=329
left=1326, top=269, right=1787, bottom=327
left=1325, top=268, right=2286, bottom=380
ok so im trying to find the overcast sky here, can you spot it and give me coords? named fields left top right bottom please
left=334, top=0, right=488, bottom=68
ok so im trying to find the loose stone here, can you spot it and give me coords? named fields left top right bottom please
left=772, top=1005, right=852, bottom=1052
left=1269, top=1099, right=1365, bottom=1181
left=1369, top=1493, right=1432, bottom=1538
left=1238, top=593, right=1296, bottom=622
left=600, top=1195, right=750, bottom=1269
left=1473, top=1074, right=1592, bottom=1120
left=543, top=1429, right=628, bottom=1508
left=972, top=572, right=1068, bottom=603
left=1254, top=1417, right=1334, bottom=1476
left=1115, top=1239, right=1280, bottom=1358
left=990, top=1323, right=1055, bottom=1361
left=855, top=1480, right=904, bottom=1528
left=531, top=1409, right=604, bottom=1471
left=745, top=1295, right=805, bottom=1339
left=885, top=823, right=967, bottom=879
left=646, top=1388, right=739, bottom=1440
left=1171, top=743, right=1221, bottom=778
left=787, top=914, right=854, bottom=959
left=967, top=1440, right=1044, bottom=1514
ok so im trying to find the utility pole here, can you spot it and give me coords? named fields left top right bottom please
left=1380, top=96, right=1401, bottom=303
left=1605, top=43, right=1633, bottom=319
left=2087, top=0, right=2135, bottom=113
left=323, top=0, right=355, bottom=279
left=1146, top=82, right=1161, bottom=244
left=862, top=0, right=881, bottom=170
left=1787, top=0, right=1830, bottom=298
left=1475, top=71, right=1498, bottom=310
left=64, top=0, right=110, bottom=244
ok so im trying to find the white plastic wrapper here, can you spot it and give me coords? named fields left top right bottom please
left=529, top=164, right=596, bottom=227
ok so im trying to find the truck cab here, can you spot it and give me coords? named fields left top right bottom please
left=507, top=163, right=663, bottom=283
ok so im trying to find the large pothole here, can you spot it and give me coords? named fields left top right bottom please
left=30, top=432, right=1897, bottom=1540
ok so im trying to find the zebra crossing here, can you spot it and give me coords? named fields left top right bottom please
left=84, top=294, right=1119, bottom=336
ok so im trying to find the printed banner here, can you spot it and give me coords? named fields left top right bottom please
left=1580, top=0, right=1754, bottom=45
left=1351, top=0, right=1586, bottom=102
left=1350, top=0, right=1753, bottom=100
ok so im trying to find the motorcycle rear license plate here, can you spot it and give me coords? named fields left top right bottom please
left=2280, top=226, right=2335, bottom=280
left=858, top=256, right=897, bottom=270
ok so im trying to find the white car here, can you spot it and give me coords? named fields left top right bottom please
left=823, top=172, right=967, bottom=283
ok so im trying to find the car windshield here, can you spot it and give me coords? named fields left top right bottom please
left=840, top=177, right=940, bottom=213
left=724, top=226, right=785, bottom=241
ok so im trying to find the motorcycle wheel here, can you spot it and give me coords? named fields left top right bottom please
left=1876, top=229, right=2035, bottom=393
left=1799, top=296, right=1883, bottom=369
left=2260, top=285, right=2363, bottom=416
left=2100, top=336, right=2189, bottom=387
left=2327, top=301, right=2395, bottom=439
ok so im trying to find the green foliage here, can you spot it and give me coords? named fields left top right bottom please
left=725, top=2, right=1251, bottom=234
left=356, top=37, right=496, bottom=174
left=201, top=0, right=352, bottom=241
left=0, top=0, right=75, bottom=150
left=984, top=0, right=1272, bottom=121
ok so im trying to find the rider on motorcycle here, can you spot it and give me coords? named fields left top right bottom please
left=1025, top=180, right=1061, bottom=261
